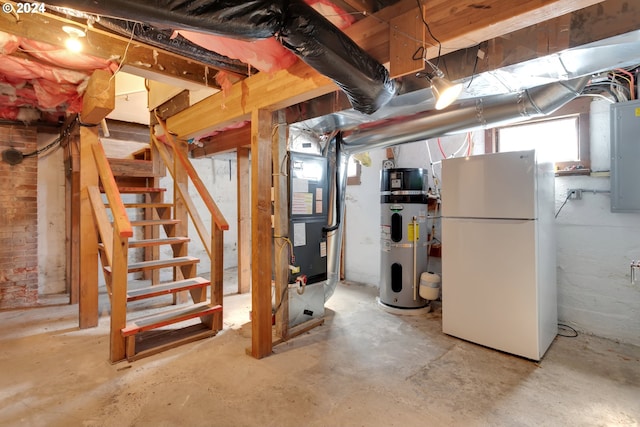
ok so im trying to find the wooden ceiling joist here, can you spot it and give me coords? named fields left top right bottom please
left=167, top=0, right=606, bottom=139
left=0, top=7, right=225, bottom=89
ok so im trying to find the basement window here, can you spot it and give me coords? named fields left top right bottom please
left=497, top=115, right=590, bottom=174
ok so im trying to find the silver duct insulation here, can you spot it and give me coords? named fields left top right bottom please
left=341, top=77, right=590, bottom=155
left=321, top=76, right=590, bottom=301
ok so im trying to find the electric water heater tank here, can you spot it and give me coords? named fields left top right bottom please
left=379, top=168, right=430, bottom=310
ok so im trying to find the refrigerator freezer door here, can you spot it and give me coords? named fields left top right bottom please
left=442, top=217, right=545, bottom=360
left=442, top=150, right=537, bottom=219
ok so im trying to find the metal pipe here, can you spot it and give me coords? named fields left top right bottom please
left=342, top=77, right=590, bottom=155
left=412, top=216, right=418, bottom=301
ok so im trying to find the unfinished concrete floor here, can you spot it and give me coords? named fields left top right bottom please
left=1, top=281, right=638, bottom=426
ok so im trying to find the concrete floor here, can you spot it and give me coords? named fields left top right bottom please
left=1, top=281, right=638, bottom=427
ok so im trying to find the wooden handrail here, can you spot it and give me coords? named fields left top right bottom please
left=153, top=114, right=229, bottom=231
left=151, top=133, right=214, bottom=258
left=91, top=142, right=133, bottom=238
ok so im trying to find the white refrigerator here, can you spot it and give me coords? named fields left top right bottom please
left=441, top=150, right=557, bottom=361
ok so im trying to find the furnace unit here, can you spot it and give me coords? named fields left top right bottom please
left=379, top=168, right=430, bottom=310
left=287, top=152, right=329, bottom=327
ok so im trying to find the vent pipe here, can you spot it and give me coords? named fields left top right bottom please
left=322, top=76, right=589, bottom=301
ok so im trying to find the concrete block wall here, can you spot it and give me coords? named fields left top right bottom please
left=0, top=126, right=38, bottom=309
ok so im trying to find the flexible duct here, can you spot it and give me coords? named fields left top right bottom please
left=97, top=18, right=252, bottom=75
left=44, top=0, right=397, bottom=114
left=321, top=76, right=589, bottom=301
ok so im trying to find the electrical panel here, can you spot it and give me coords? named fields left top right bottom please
left=289, top=152, right=329, bottom=284
left=611, top=100, right=640, bottom=212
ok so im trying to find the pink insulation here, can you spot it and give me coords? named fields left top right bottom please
left=0, top=30, right=115, bottom=121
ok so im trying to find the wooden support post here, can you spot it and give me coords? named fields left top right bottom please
left=273, top=112, right=290, bottom=340
left=250, top=109, right=274, bottom=359
left=66, top=135, right=81, bottom=304
left=78, top=69, right=115, bottom=328
left=109, top=231, right=128, bottom=363
left=211, top=227, right=224, bottom=331
left=78, top=126, right=100, bottom=328
left=236, top=147, right=251, bottom=294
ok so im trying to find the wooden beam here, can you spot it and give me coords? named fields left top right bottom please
left=389, top=8, right=426, bottom=78
left=82, top=70, right=115, bottom=125
left=78, top=125, right=99, bottom=328
left=249, top=109, right=274, bottom=359
left=167, top=0, right=603, bottom=139
left=0, top=8, right=220, bottom=89
left=236, top=147, right=251, bottom=294
left=168, top=60, right=334, bottom=139
left=191, top=124, right=251, bottom=158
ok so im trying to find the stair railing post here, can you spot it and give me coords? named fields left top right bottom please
left=211, top=224, right=224, bottom=331
left=110, top=232, right=128, bottom=362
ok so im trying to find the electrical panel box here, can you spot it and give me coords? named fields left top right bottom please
left=289, top=152, right=329, bottom=284
left=611, top=100, right=640, bottom=212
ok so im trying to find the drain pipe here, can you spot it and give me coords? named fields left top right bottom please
left=321, top=76, right=589, bottom=301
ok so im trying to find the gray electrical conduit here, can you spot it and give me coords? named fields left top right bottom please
left=322, top=76, right=590, bottom=301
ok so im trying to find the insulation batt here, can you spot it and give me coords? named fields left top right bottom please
left=0, top=30, right=107, bottom=116
left=43, top=0, right=398, bottom=114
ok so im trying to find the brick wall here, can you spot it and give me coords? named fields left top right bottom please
left=0, top=126, right=38, bottom=309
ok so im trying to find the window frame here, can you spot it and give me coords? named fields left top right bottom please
left=491, top=97, right=591, bottom=175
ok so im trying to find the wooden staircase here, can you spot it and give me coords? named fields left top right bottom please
left=87, top=118, right=228, bottom=363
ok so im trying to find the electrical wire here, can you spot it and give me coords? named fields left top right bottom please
left=555, top=191, right=573, bottom=218
left=415, top=0, right=442, bottom=67
left=614, top=68, right=635, bottom=99
left=466, top=43, right=483, bottom=88
left=557, top=323, right=578, bottom=338
left=22, top=136, right=62, bottom=158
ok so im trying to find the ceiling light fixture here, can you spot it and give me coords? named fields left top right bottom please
left=419, top=59, right=463, bottom=110
left=62, top=25, right=86, bottom=53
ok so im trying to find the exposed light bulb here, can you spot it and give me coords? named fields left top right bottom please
left=65, top=36, right=83, bottom=53
left=62, top=25, right=86, bottom=53
left=431, top=76, right=463, bottom=110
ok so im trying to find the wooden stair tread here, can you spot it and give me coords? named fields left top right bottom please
left=127, top=277, right=209, bottom=301
left=129, top=219, right=180, bottom=226
left=114, top=187, right=166, bottom=194
left=122, top=302, right=222, bottom=336
left=128, top=237, right=190, bottom=248
left=106, top=203, right=173, bottom=209
left=104, top=256, right=200, bottom=274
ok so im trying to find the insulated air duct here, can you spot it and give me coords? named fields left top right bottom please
left=97, top=18, right=253, bottom=75
left=44, top=0, right=397, bottom=114
left=321, top=76, right=589, bottom=301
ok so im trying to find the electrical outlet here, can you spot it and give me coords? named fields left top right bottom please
left=568, top=189, right=582, bottom=200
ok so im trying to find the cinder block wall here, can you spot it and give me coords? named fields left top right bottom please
left=0, top=125, right=38, bottom=309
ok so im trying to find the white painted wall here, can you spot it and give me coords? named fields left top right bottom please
left=554, top=99, right=640, bottom=346
left=344, top=131, right=483, bottom=286
left=37, top=133, right=66, bottom=295
left=343, top=99, right=640, bottom=346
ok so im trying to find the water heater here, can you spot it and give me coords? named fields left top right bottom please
left=380, top=168, right=430, bottom=310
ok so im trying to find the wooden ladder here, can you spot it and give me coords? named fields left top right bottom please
left=99, top=184, right=222, bottom=361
